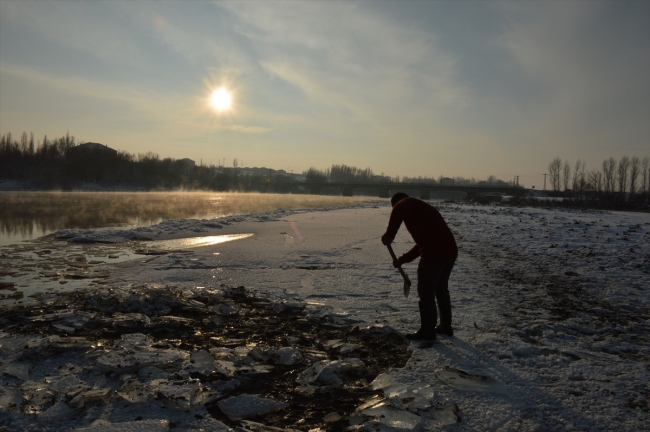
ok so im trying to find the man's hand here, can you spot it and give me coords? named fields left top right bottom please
left=381, top=235, right=392, bottom=246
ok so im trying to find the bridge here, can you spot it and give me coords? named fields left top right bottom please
left=293, top=182, right=526, bottom=199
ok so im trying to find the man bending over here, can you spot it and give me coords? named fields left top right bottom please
left=381, top=192, right=458, bottom=340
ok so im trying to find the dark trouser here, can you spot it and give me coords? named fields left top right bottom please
left=417, top=257, right=455, bottom=327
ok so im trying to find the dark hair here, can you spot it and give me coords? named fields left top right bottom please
left=390, top=192, right=409, bottom=207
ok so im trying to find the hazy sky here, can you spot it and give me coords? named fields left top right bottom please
left=1, top=0, right=648, bottom=188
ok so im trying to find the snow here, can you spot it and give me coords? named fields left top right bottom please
left=1, top=201, right=649, bottom=430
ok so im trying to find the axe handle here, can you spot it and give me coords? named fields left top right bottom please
left=387, top=244, right=411, bottom=285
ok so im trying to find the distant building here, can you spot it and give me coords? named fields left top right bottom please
left=372, top=175, right=392, bottom=182
left=73, top=142, right=118, bottom=157
left=439, top=177, right=454, bottom=185
left=178, top=158, right=196, bottom=169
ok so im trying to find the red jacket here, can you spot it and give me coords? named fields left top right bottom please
left=382, top=198, right=458, bottom=263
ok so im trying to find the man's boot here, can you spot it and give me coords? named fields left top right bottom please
left=435, top=291, right=453, bottom=336
left=406, top=301, right=437, bottom=340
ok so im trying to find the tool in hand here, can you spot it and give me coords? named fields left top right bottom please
left=387, top=244, right=411, bottom=298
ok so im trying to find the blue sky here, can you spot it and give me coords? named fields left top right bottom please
left=1, top=0, right=648, bottom=188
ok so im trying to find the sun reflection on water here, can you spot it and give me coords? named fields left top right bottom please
left=151, top=233, right=254, bottom=250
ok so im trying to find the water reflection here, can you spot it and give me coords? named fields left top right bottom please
left=144, top=234, right=254, bottom=251
left=0, top=191, right=378, bottom=245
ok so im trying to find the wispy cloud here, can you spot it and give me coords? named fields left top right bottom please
left=0, top=1, right=144, bottom=67
left=493, top=1, right=650, bottom=153
left=220, top=2, right=471, bottom=115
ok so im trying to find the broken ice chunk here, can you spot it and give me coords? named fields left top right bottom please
left=115, top=334, right=152, bottom=350
left=49, top=336, right=93, bottom=350
left=137, top=366, right=169, bottom=381
left=368, top=375, right=434, bottom=412
left=240, top=420, right=301, bottom=432
left=218, top=394, right=289, bottom=421
left=57, top=313, right=93, bottom=329
left=53, top=363, right=84, bottom=376
left=20, top=381, right=55, bottom=414
left=249, top=345, right=270, bottom=362
left=3, top=362, right=31, bottom=381
left=234, top=346, right=252, bottom=357
left=96, top=347, right=189, bottom=372
left=110, top=313, right=152, bottom=327
left=387, top=388, right=432, bottom=412
left=361, top=402, right=421, bottom=429
left=151, top=379, right=202, bottom=409
left=269, top=298, right=306, bottom=313
left=117, top=380, right=149, bottom=403
left=157, top=316, right=195, bottom=325
left=274, top=347, right=303, bottom=365
left=72, top=418, right=170, bottom=432
left=296, top=359, right=365, bottom=386
left=48, top=374, right=90, bottom=397
left=214, top=360, right=237, bottom=376
left=211, top=302, right=239, bottom=316
left=322, top=339, right=344, bottom=351
left=83, top=388, right=112, bottom=403
left=209, top=336, right=245, bottom=347
left=369, top=373, right=393, bottom=390
left=0, top=386, right=23, bottom=412
left=39, top=398, right=77, bottom=420
left=435, top=367, right=508, bottom=394
left=323, top=412, right=342, bottom=423
left=303, top=349, right=328, bottom=363
left=188, top=350, right=216, bottom=374
left=52, top=323, right=77, bottom=333
left=339, top=343, right=359, bottom=354
left=355, top=395, right=385, bottom=412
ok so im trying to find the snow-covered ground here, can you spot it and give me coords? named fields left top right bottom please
left=1, top=201, right=649, bottom=430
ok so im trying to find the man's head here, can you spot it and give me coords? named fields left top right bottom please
left=390, top=192, right=409, bottom=207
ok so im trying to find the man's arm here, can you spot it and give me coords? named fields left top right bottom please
left=398, top=245, right=420, bottom=264
left=381, top=204, right=405, bottom=245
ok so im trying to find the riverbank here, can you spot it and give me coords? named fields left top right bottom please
left=1, top=203, right=649, bottom=430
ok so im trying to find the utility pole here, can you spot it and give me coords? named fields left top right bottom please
left=543, top=173, right=547, bottom=190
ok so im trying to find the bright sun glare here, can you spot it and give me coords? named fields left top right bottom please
left=211, top=88, right=232, bottom=111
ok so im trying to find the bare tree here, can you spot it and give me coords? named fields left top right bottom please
left=562, top=160, right=571, bottom=191
left=572, top=159, right=587, bottom=193
left=548, top=157, right=562, bottom=191
left=629, top=156, right=640, bottom=196
left=642, top=156, right=649, bottom=197
left=233, top=158, right=238, bottom=168
left=20, top=132, right=28, bottom=155
left=618, top=156, right=630, bottom=198
left=602, top=157, right=617, bottom=195
left=587, top=169, right=603, bottom=195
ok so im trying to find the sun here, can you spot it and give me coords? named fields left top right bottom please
left=210, top=88, right=232, bottom=111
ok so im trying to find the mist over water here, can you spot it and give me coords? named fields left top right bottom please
left=0, top=191, right=380, bottom=246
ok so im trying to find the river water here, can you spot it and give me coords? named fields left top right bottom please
left=0, top=191, right=380, bottom=246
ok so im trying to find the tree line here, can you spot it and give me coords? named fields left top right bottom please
left=0, top=132, right=295, bottom=192
left=547, top=156, right=649, bottom=202
left=302, top=165, right=511, bottom=186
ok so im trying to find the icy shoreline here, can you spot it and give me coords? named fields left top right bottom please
left=1, top=202, right=649, bottom=430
